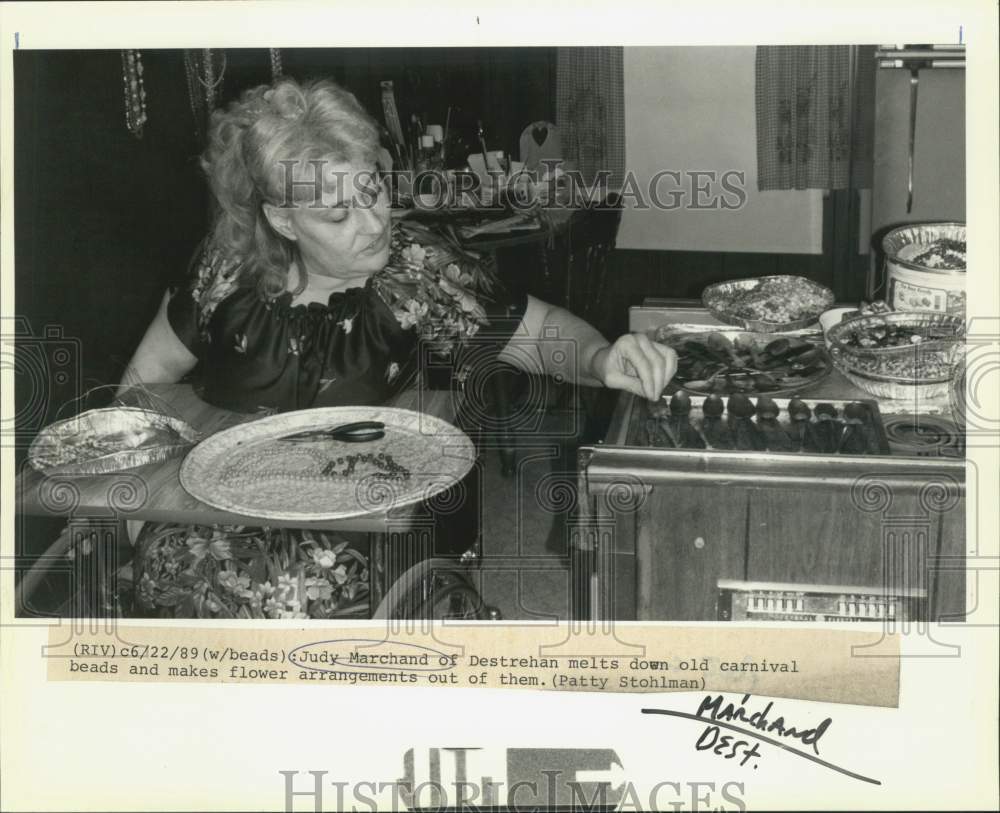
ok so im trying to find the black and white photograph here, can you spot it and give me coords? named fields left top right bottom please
left=10, top=41, right=969, bottom=623
left=1, top=2, right=997, bottom=812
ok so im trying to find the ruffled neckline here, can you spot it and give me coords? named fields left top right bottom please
left=265, top=275, right=377, bottom=318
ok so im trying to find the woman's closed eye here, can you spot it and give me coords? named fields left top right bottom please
left=325, top=205, right=350, bottom=224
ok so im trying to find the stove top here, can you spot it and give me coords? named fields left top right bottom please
left=881, top=412, right=965, bottom=458
left=623, top=394, right=965, bottom=460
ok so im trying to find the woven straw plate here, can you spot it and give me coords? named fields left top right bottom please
left=179, top=407, right=475, bottom=522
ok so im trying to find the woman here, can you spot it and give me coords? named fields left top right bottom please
left=122, top=77, right=675, bottom=619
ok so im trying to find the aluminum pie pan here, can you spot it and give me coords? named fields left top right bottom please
left=833, top=365, right=954, bottom=401
left=702, top=275, right=835, bottom=333
left=28, top=407, right=202, bottom=475
left=826, top=311, right=965, bottom=384
left=882, top=222, right=966, bottom=275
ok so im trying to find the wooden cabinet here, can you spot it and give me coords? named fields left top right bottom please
left=933, top=492, right=966, bottom=621
left=746, top=488, right=929, bottom=590
left=576, top=400, right=966, bottom=622
left=636, top=485, right=750, bottom=620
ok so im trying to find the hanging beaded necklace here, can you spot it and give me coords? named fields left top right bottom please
left=182, top=50, right=204, bottom=136
left=269, top=48, right=283, bottom=82
left=183, top=49, right=227, bottom=137
left=200, top=48, right=226, bottom=112
left=120, top=49, right=147, bottom=138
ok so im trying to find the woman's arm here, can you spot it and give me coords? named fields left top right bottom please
left=118, top=291, right=199, bottom=394
left=498, top=294, right=677, bottom=401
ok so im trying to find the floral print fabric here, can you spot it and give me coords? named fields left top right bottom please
left=167, top=221, right=526, bottom=414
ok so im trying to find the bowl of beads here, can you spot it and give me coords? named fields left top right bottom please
left=825, top=311, right=965, bottom=400
left=702, top=275, right=835, bottom=332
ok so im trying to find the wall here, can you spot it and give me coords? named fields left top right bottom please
left=865, top=66, right=965, bottom=297
left=14, top=49, right=209, bottom=418
left=616, top=46, right=824, bottom=254
left=871, top=67, right=966, bottom=228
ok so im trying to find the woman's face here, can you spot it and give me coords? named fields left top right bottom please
left=268, top=161, right=392, bottom=287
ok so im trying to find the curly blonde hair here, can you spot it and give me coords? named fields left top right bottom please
left=201, top=78, right=381, bottom=299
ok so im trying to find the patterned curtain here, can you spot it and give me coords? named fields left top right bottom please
left=556, top=47, right=625, bottom=189
left=755, top=45, right=875, bottom=191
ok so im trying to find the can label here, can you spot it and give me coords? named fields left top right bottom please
left=889, top=278, right=947, bottom=312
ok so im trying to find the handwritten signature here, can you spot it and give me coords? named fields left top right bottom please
left=642, top=694, right=880, bottom=786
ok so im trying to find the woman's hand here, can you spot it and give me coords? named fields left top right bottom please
left=590, top=334, right=678, bottom=401
left=499, top=296, right=677, bottom=396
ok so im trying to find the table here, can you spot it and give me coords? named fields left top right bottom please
left=15, top=382, right=475, bottom=617
left=16, top=383, right=461, bottom=531
left=629, top=299, right=958, bottom=414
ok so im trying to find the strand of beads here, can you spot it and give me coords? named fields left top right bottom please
left=202, top=49, right=216, bottom=112
left=218, top=445, right=327, bottom=485
left=320, top=452, right=411, bottom=482
left=121, top=50, right=147, bottom=139
left=269, top=48, right=283, bottom=82
left=218, top=446, right=411, bottom=486
left=183, top=50, right=204, bottom=137
left=191, top=49, right=227, bottom=113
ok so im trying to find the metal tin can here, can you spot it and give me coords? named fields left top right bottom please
left=882, top=222, right=966, bottom=317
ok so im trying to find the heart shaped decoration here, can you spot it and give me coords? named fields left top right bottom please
left=531, top=125, right=548, bottom=146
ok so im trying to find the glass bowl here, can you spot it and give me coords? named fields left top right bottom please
left=826, top=311, right=964, bottom=398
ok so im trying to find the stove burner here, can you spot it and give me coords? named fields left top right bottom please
left=882, top=414, right=965, bottom=457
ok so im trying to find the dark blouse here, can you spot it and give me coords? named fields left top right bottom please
left=167, top=235, right=527, bottom=413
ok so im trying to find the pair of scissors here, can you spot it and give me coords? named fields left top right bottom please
left=278, top=420, right=386, bottom=443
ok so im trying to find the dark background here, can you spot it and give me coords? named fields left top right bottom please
left=13, top=47, right=557, bottom=398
